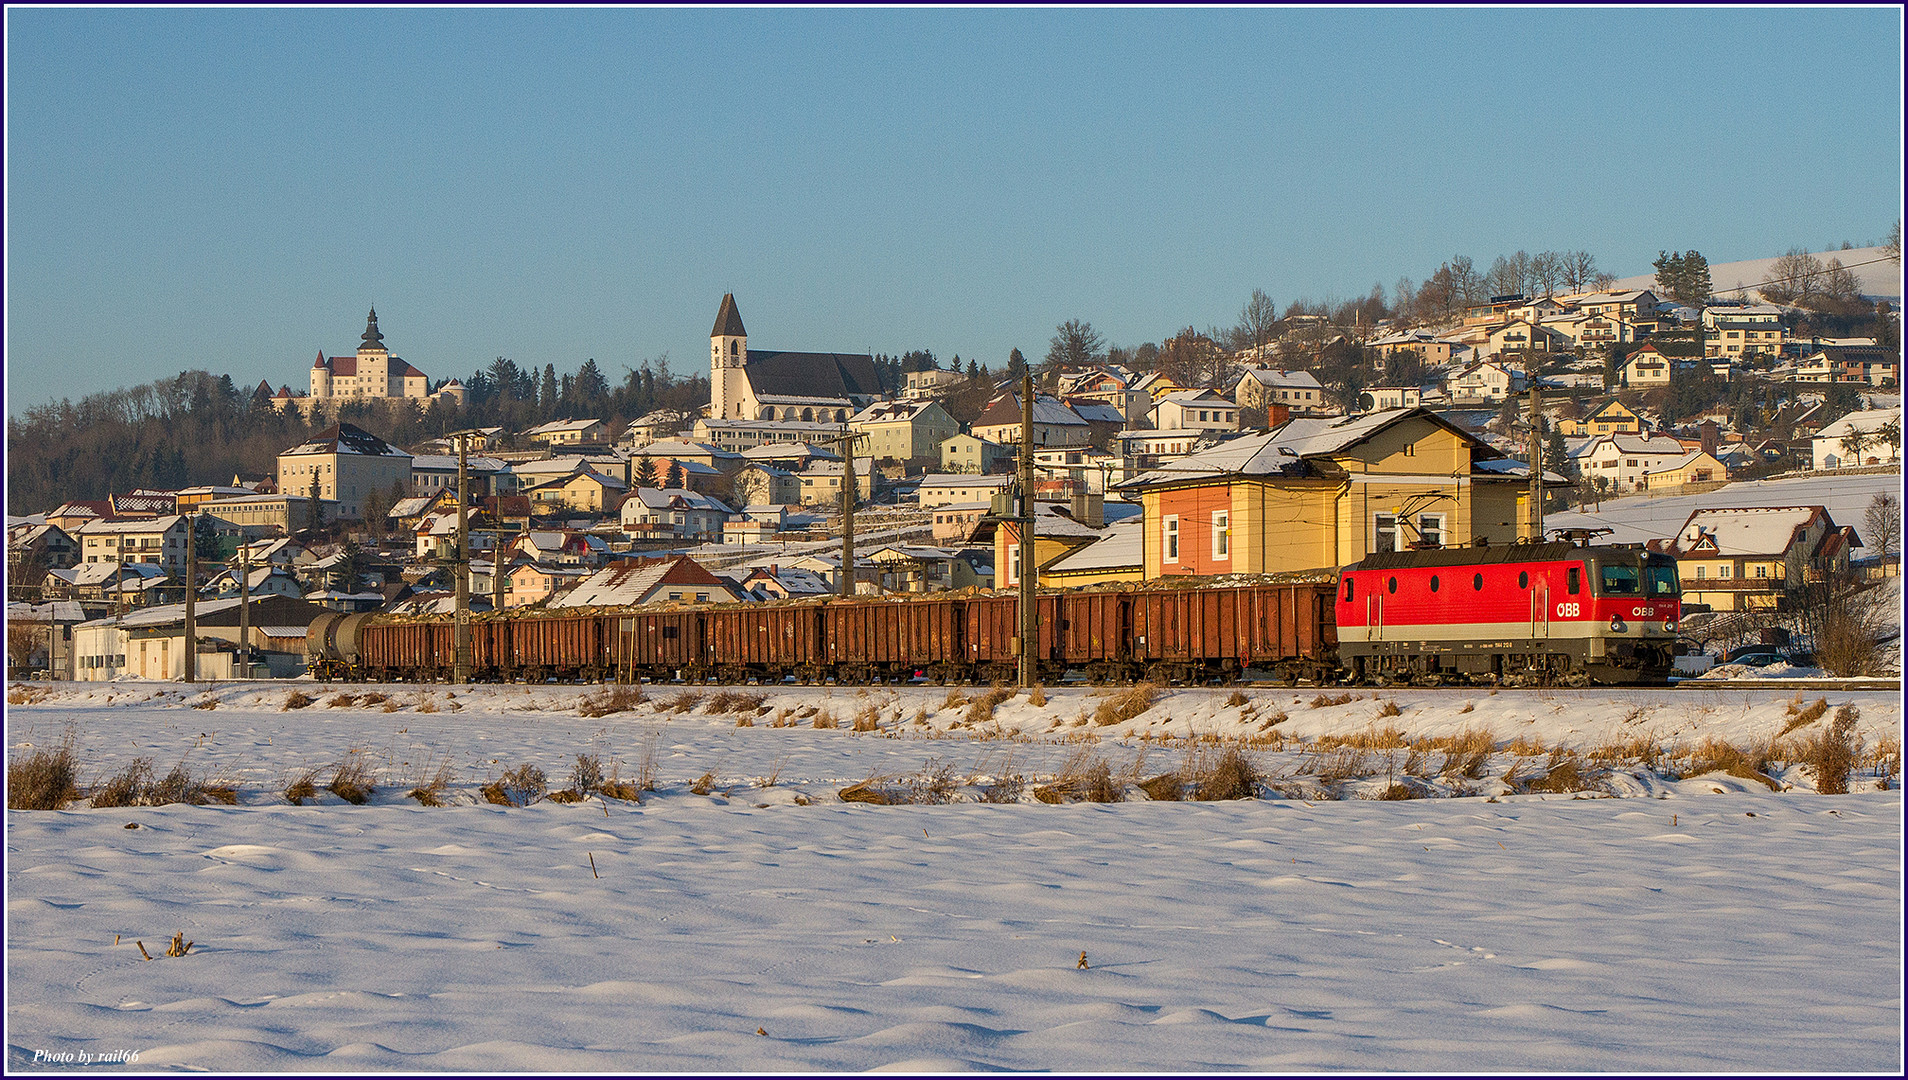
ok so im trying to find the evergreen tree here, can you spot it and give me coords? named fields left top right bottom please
left=1005, top=348, right=1028, bottom=381
left=539, top=364, right=559, bottom=415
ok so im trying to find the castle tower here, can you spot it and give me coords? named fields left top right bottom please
left=710, top=293, right=749, bottom=420
left=356, top=308, right=392, bottom=397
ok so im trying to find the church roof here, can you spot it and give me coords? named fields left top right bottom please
left=361, top=308, right=385, bottom=350
left=712, top=293, right=748, bottom=337
left=745, top=350, right=885, bottom=400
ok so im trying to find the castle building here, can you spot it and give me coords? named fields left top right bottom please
left=278, top=309, right=465, bottom=415
left=708, top=294, right=885, bottom=423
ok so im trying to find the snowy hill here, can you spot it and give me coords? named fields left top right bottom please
left=1610, top=245, right=1901, bottom=302
left=1547, top=470, right=1903, bottom=548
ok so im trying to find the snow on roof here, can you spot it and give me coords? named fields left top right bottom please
left=916, top=473, right=1012, bottom=489
left=76, top=515, right=185, bottom=535
left=1658, top=505, right=1828, bottom=557
left=1813, top=407, right=1901, bottom=440
left=974, top=394, right=1087, bottom=429
left=523, top=418, right=605, bottom=435
left=1043, top=517, right=1143, bottom=573
left=1120, top=409, right=1433, bottom=487
left=551, top=557, right=730, bottom=608
left=1236, top=368, right=1324, bottom=389
left=623, top=487, right=735, bottom=514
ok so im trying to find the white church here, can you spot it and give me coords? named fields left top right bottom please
left=707, top=294, right=886, bottom=423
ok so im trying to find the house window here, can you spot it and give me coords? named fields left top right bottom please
left=1374, top=513, right=1398, bottom=554
left=1755, top=565, right=1767, bottom=578
left=1718, top=564, right=1731, bottom=579
left=1695, top=566, right=1705, bottom=580
left=1163, top=516, right=1179, bottom=563
left=1212, top=511, right=1229, bottom=559
left=1417, top=514, right=1444, bottom=548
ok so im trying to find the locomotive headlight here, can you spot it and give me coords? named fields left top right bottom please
left=1610, top=615, right=1626, bottom=632
left=1662, top=619, right=1676, bottom=634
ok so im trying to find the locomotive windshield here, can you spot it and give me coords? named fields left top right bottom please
left=1645, top=560, right=1680, bottom=597
left=1599, top=564, right=1640, bottom=595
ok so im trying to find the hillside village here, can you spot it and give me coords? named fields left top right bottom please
left=8, top=258, right=1903, bottom=682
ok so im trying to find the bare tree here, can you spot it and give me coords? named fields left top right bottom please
left=1863, top=493, right=1900, bottom=562
left=1885, top=218, right=1902, bottom=265
left=1765, top=248, right=1826, bottom=304
left=1043, top=320, right=1106, bottom=374
left=1234, top=289, right=1278, bottom=357
left=1560, top=250, right=1601, bottom=293
left=1530, top=251, right=1566, bottom=297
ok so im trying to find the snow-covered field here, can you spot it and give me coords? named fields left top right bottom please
left=1546, top=470, right=1902, bottom=549
left=6, top=680, right=1902, bottom=1072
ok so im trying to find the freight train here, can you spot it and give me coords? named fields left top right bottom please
left=307, top=544, right=1681, bottom=687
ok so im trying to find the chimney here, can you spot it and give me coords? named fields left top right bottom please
left=1072, top=490, right=1104, bottom=529
left=1267, top=402, right=1291, bottom=429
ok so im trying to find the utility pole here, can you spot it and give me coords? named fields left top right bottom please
left=237, top=539, right=251, bottom=678
left=838, top=425, right=857, bottom=600
left=1527, top=378, right=1544, bottom=542
left=454, top=432, right=472, bottom=684
left=1018, top=374, right=1036, bottom=689
left=183, top=512, right=197, bottom=682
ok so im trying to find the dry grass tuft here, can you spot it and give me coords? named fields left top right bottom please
left=483, top=763, right=547, bottom=806
left=326, top=693, right=360, bottom=708
left=1308, top=746, right=1371, bottom=785
left=706, top=690, right=767, bottom=715
left=7, top=685, right=53, bottom=706
left=1315, top=725, right=1408, bottom=751
left=359, top=692, right=390, bottom=707
left=1808, top=706, right=1862, bottom=795
left=282, top=691, right=315, bottom=711
left=284, top=768, right=321, bottom=805
left=735, top=714, right=754, bottom=727
left=1683, top=737, right=1779, bottom=789
left=664, top=691, right=706, bottom=715
left=1027, top=684, right=1048, bottom=707
left=965, top=685, right=1016, bottom=726
left=407, top=759, right=456, bottom=806
left=91, top=759, right=156, bottom=809
left=1225, top=691, right=1250, bottom=708
left=1376, top=699, right=1402, bottom=718
left=636, top=730, right=661, bottom=791
left=1422, top=728, right=1494, bottom=778
left=7, top=729, right=79, bottom=810
left=838, top=771, right=906, bottom=804
left=1779, top=697, right=1831, bottom=736
left=811, top=708, right=840, bottom=730
left=906, top=758, right=960, bottom=804
left=1035, top=748, right=1123, bottom=803
left=1375, top=782, right=1424, bottom=800
left=579, top=683, right=647, bottom=718
left=1092, top=682, right=1159, bottom=727
left=851, top=704, right=881, bottom=732
left=1185, top=743, right=1260, bottom=801
left=1138, top=773, right=1183, bottom=801
left=328, top=751, right=376, bottom=805
left=688, top=769, right=718, bottom=796
left=1309, top=692, right=1354, bottom=709
left=941, top=688, right=967, bottom=710
left=413, top=692, right=438, bottom=714
left=1503, top=734, right=1549, bottom=757
left=190, top=697, right=218, bottom=710
left=1524, top=750, right=1603, bottom=795
left=567, top=754, right=604, bottom=797
left=1458, top=701, right=1475, bottom=714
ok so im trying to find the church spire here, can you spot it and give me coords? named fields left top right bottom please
left=712, top=293, right=747, bottom=338
left=361, top=308, right=385, bottom=350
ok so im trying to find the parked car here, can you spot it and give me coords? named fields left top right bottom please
left=1723, top=646, right=1785, bottom=668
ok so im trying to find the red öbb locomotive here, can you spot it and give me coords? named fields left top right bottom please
left=1334, top=543, right=1681, bottom=686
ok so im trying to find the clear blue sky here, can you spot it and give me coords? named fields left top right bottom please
left=6, top=6, right=1901, bottom=413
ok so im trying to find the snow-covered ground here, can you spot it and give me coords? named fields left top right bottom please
left=1547, top=470, right=1902, bottom=548
left=6, top=680, right=1901, bottom=1071
left=1609, top=244, right=1901, bottom=302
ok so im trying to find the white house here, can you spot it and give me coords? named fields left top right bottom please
left=1149, top=389, right=1241, bottom=433
left=1811, top=408, right=1902, bottom=471
left=617, top=487, right=736, bottom=540
left=1577, top=434, right=1695, bottom=493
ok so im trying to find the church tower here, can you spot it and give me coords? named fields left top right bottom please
left=710, top=293, right=749, bottom=420
left=357, top=308, right=392, bottom=397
